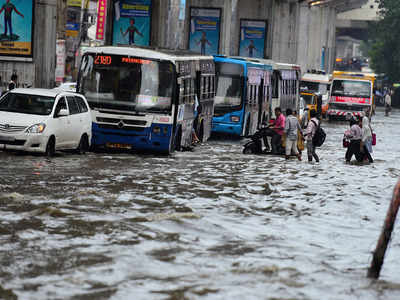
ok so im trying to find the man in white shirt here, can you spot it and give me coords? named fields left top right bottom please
left=385, top=89, right=392, bottom=116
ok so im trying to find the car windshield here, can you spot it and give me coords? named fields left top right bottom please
left=0, top=93, right=55, bottom=115
left=215, top=62, right=244, bottom=111
left=331, top=80, right=371, bottom=97
left=78, top=54, right=175, bottom=113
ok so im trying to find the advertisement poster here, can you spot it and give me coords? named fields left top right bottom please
left=66, top=0, right=81, bottom=38
left=96, top=0, right=107, bottom=41
left=239, top=20, right=267, bottom=58
left=0, top=0, right=34, bottom=57
left=189, top=7, right=220, bottom=55
left=112, top=0, right=152, bottom=46
left=55, top=40, right=66, bottom=83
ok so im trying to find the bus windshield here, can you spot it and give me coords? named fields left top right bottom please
left=300, top=81, right=329, bottom=94
left=215, top=62, right=244, bottom=111
left=331, top=79, right=371, bottom=98
left=78, top=54, right=175, bottom=113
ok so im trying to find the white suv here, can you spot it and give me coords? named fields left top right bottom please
left=0, top=88, right=92, bottom=156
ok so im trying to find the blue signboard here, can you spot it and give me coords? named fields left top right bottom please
left=239, top=20, right=267, bottom=58
left=0, top=0, right=34, bottom=57
left=112, top=0, right=151, bottom=46
left=188, top=7, right=221, bottom=55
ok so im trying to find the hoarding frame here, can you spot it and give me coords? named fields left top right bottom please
left=0, top=0, right=35, bottom=60
left=111, top=0, right=153, bottom=47
left=238, top=18, right=267, bottom=59
left=188, top=6, right=221, bottom=56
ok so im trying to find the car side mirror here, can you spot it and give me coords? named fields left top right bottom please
left=56, top=108, right=68, bottom=117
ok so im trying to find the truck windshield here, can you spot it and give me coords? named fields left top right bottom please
left=215, top=62, right=244, bottom=112
left=78, top=54, right=175, bottom=113
left=331, top=80, right=371, bottom=98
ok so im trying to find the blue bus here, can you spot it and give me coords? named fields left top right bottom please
left=77, top=46, right=215, bottom=154
left=212, top=56, right=273, bottom=137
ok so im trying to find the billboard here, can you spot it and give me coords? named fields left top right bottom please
left=239, top=20, right=267, bottom=58
left=55, top=40, right=66, bottom=83
left=96, top=0, right=107, bottom=41
left=188, top=7, right=221, bottom=55
left=0, top=0, right=34, bottom=57
left=112, top=0, right=152, bottom=46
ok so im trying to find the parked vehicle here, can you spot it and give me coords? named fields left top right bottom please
left=77, top=46, right=215, bottom=154
left=212, top=56, right=273, bottom=137
left=300, top=70, right=331, bottom=118
left=0, top=88, right=92, bottom=156
left=241, top=57, right=302, bottom=121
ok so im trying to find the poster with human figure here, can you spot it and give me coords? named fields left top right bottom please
left=0, top=0, right=33, bottom=57
left=239, top=20, right=267, bottom=59
left=112, top=0, right=151, bottom=46
left=188, top=8, right=220, bottom=55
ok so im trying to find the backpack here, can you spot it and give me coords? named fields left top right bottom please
left=310, top=119, right=326, bottom=147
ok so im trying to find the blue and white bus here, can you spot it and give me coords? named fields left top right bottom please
left=77, top=46, right=215, bottom=154
left=212, top=56, right=273, bottom=137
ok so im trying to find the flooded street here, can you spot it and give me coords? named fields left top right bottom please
left=1, top=108, right=400, bottom=300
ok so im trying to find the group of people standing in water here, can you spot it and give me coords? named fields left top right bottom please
left=344, top=107, right=374, bottom=164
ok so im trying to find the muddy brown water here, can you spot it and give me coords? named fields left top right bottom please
left=1, top=108, right=400, bottom=299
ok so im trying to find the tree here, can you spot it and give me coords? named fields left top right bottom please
left=368, top=0, right=400, bottom=84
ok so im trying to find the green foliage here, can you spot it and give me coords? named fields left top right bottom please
left=368, top=0, right=400, bottom=83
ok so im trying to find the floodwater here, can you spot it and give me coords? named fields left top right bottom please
left=1, top=108, right=400, bottom=300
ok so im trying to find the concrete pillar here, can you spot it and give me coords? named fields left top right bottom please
left=229, top=0, right=239, bottom=55
left=35, top=0, right=57, bottom=88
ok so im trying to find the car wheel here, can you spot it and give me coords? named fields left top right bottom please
left=45, top=137, right=56, bottom=157
left=77, top=134, right=89, bottom=154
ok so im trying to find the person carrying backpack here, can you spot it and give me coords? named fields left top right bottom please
left=303, top=109, right=320, bottom=163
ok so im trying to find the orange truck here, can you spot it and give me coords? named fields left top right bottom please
left=327, top=71, right=376, bottom=121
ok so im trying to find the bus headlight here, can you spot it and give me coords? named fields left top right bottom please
left=25, top=123, right=46, bottom=134
left=231, top=116, right=240, bottom=122
left=153, top=126, right=161, bottom=134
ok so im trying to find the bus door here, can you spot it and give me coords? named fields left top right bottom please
left=196, top=60, right=216, bottom=142
left=245, top=67, right=263, bottom=136
left=176, top=61, right=196, bottom=148
left=257, top=77, right=264, bottom=128
left=262, top=70, right=272, bottom=125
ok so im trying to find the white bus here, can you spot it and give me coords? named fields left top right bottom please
left=77, top=46, right=215, bottom=154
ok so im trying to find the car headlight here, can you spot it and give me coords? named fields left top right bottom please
left=231, top=116, right=240, bottom=122
left=25, top=123, right=46, bottom=134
